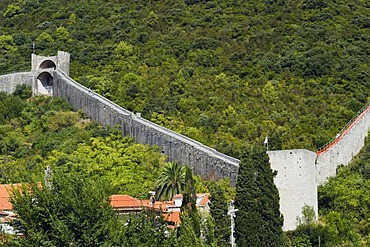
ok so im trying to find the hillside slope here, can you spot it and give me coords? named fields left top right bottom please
left=0, top=90, right=168, bottom=198
left=0, top=0, right=369, bottom=157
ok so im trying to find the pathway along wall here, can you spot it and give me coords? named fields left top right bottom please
left=53, top=69, right=240, bottom=185
left=4, top=58, right=369, bottom=231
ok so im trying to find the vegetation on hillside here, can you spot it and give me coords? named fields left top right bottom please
left=318, top=136, right=370, bottom=245
left=1, top=0, right=369, bottom=157
left=0, top=87, right=168, bottom=198
left=7, top=171, right=177, bottom=247
left=0, top=89, right=228, bottom=246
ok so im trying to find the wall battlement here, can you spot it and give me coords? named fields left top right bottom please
left=2, top=51, right=370, bottom=231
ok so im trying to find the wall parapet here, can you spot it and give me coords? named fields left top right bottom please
left=53, top=69, right=240, bottom=184
left=315, top=101, right=370, bottom=185
left=317, top=101, right=370, bottom=155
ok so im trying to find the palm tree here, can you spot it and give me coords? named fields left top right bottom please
left=155, top=162, right=186, bottom=201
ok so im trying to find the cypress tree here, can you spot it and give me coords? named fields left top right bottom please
left=209, top=181, right=230, bottom=247
left=235, top=145, right=283, bottom=246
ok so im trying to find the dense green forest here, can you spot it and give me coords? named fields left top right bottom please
left=1, top=0, right=369, bottom=157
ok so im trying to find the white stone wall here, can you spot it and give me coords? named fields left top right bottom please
left=316, top=106, right=370, bottom=185
left=31, top=52, right=69, bottom=76
left=0, top=72, right=32, bottom=93
left=57, top=51, right=70, bottom=76
left=268, top=149, right=318, bottom=231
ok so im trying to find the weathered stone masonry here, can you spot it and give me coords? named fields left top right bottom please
left=0, top=72, right=33, bottom=94
left=53, top=69, right=240, bottom=185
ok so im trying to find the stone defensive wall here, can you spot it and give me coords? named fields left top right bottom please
left=53, top=69, right=240, bottom=184
left=316, top=102, right=370, bottom=184
left=268, top=149, right=317, bottom=231
left=0, top=72, right=33, bottom=94
left=269, top=102, right=370, bottom=230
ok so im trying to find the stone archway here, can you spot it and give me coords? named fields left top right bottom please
left=37, top=72, right=53, bottom=94
left=39, top=60, right=56, bottom=70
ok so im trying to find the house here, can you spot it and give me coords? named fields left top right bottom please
left=109, top=193, right=210, bottom=229
left=0, top=184, right=22, bottom=212
left=0, top=182, right=210, bottom=231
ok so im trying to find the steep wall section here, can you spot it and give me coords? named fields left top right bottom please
left=0, top=72, right=32, bottom=93
left=316, top=104, right=370, bottom=185
left=268, top=149, right=318, bottom=231
left=53, top=70, right=240, bottom=184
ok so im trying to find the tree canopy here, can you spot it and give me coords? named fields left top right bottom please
left=155, top=162, right=186, bottom=201
left=0, top=88, right=168, bottom=198
left=9, top=172, right=116, bottom=246
left=6, top=170, right=176, bottom=247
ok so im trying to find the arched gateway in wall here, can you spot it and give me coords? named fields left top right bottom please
left=31, top=51, right=70, bottom=96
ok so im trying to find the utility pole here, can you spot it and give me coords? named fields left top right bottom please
left=228, top=200, right=238, bottom=247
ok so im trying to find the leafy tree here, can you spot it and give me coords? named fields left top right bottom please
left=286, top=205, right=334, bottom=247
left=12, top=84, right=32, bottom=100
left=115, top=41, right=134, bottom=58
left=296, top=205, right=316, bottom=226
left=119, top=209, right=176, bottom=247
left=7, top=169, right=177, bottom=246
left=0, top=35, right=17, bottom=55
left=9, top=170, right=117, bottom=246
left=3, top=5, right=21, bottom=20
left=55, top=26, right=70, bottom=42
left=155, top=162, right=186, bottom=201
left=181, top=166, right=197, bottom=212
left=199, top=212, right=215, bottom=246
left=147, top=11, right=158, bottom=28
left=235, top=145, right=283, bottom=246
left=181, top=166, right=201, bottom=238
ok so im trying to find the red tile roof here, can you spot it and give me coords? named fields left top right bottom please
left=0, top=184, right=22, bottom=211
left=197, top=193, right=210, bottom=206
left=163, top=211, right=181, bottom=228
left=174, top=194, right=183, bottom=199
left=110, top=194, right=143, bottom=210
